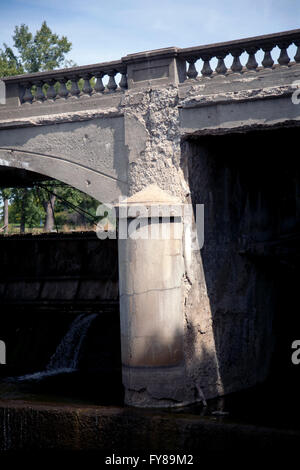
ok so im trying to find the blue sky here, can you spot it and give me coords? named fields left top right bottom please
left=0, top=0, right=300, bottom=66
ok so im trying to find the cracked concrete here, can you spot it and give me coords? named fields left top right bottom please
left=1, top=58, right=299, bottom=407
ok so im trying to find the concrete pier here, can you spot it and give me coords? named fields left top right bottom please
left=118, top=186, right=186, bottom=407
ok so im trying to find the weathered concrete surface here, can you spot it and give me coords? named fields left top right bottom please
left=0, top=87, right=123, bottom=120
left=121, top=84, right=225, bottom=406
left=0, top=400, right=300, bottom=452
left=118, top=63, right=300, bottom=406
left=118, top=186, right=186, bottom=406
left=0, top=57, right=299, bottom=408
left=0, top=110, right=128, bottom=203
left=179, top=65, right=300, bottom=136
left=183, top=127, right=299, bottom=399
left=123, top=86, right=187, bottom=199
left=124, top=48, right=186, bottom=89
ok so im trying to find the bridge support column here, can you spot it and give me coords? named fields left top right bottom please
left=117, top=185, right=188, bottom=407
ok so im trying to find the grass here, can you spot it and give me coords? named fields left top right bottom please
left=0, top=224, right=96, bottom=235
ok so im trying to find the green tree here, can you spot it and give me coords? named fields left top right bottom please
left=0, top=46, right=23, bottom=77
left=5, top=181, right=98, bottom=233
left=0, top=188, right=12, bottom=233
left=37, top=182, right=98, bottom=230
left=0, top=22, right=73, bottom=232
left=9, top=187, right=44, bottom=233
left=0, top=21, right=71, bottom=78
left=12, top=21, right=72, bottom=73
left=0, top=23, right=97, bottom=233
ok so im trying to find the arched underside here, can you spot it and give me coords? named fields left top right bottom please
left=0, top=148, right=128, bottom=203
left=0, top=165, right=48, bottom=187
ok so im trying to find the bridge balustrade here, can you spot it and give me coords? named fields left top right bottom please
left=2, top=61, right=127, bottom=106
left=2, top=28, right=300, bottom=108
left=178, top=29, right=300, bottom=79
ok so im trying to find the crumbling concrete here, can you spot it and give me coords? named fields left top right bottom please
left=0, top=46, right=299, bottom=407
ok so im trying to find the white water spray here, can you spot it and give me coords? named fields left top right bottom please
left=14, top=313, right=97, bottom=382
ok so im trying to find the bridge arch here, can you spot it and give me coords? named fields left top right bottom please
left=0, top=147, right=127, bottom=203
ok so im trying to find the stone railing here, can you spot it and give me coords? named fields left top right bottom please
left=2, top=60, right=127, bottom=106
left=178, top=28, right=300, bottom=79
left=2, top=28, right=300, bottom=107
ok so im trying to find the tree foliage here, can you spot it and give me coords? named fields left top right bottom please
left=9, top=187, right=44, bottom=229
left=0, top=23, right=98, bottom=233
left=0, top=45, right=23, bottom=77
left=1, top=182, right=98, bottom=232
left=0, top=21, right=72, bottom=78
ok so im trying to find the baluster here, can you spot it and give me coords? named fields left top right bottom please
left=278, top=41, right=290, bottom=66
left=294, top=40, right=300, bottom=63
left=230, top=48, right=243, bottom=73
left=33, top=81, right=45, bottom=102
left=262, top=45, right=274, bottom=68
left=57, top=78, right=69, bottom=99
left=246, top=47, right=258, bottom=70
left=70, top=75, right=80, bottom=98
left=119, top=70, right=128, bottom=90
left=200, top=55, right=213, bottom=77
left=107, top=70, right=117, bottom=91
left=215, top=52, right=227, bottom=75
left=22, top=82, right=33, bottom=104
left=94, top=72, right=105, bottom=93
left=46, top=79, right=57, bottom=100
left=82, top=74, right=92, bottom=95
left=186, top=59, right=198, bottom=79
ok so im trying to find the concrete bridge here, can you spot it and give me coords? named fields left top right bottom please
left=0, top=29, right=299, bottom=407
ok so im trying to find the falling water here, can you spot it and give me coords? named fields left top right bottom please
left=12, top=313, right=97, bottom=382
left=47, top=313, right=97, bottom=371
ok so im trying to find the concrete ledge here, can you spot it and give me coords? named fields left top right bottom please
left=179, top=95, right=300, bottom=137
left=0, top=400, right=299, bottom=452
left=0, top=93, right=123, bottom=122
